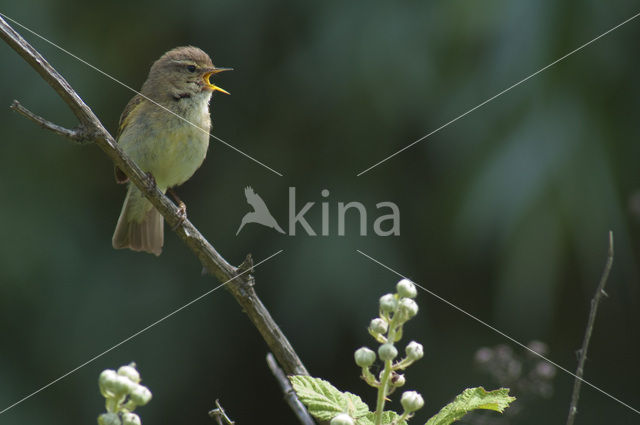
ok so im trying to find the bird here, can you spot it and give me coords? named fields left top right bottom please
left=112, top=46, right=231, bottom=255
left=236, top=186, right=285, bottom=235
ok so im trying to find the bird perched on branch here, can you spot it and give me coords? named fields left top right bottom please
left=112, top=46, right=231, bottom=255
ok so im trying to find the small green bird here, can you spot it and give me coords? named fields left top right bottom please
left=112, top=46, right=231, bottom=256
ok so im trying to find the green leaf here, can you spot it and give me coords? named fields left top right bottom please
left=425, top=387, right=515, bottom=425
left=363, top=410, right=408, bottom=425
left=289, top=375, right=370, bottom=421
left=356, top=416, right=375, bottom=425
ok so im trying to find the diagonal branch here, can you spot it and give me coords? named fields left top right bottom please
left=266, top=353, right=316, bottom=425
left=0, top=15, right=308, bottom=377
left=566, top=231, right=614, bottom=425
left=0, top=15, right=102, bottom=132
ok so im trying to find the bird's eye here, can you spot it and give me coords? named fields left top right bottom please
left=187, top=65, right=196, bottom=73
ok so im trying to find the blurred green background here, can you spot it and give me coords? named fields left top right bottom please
left=1, top=0, right=639, bottom=424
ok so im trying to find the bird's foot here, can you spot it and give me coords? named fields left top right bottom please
left=167, top=188, right=187, bottom=230
left=168, top=187, right=184, bottom=205
left=145, top=172, right=157, bottom=189
left=172, top=201, right=187, bottom=231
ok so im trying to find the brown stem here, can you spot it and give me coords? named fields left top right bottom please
left=566, top=231, right=614, bottom=425
left=266, top=353, right=316, bottom=425
left=0, top=15, right=307, bottom=377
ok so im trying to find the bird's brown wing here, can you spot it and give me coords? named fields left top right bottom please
left=114, top=94, right=145, bottom=184
left=117, top=94, right=145, bottom=139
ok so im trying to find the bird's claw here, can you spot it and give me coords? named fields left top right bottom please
left=172, top=202, right=187, bottom=231
left=145, top=172, right=157, bottom=188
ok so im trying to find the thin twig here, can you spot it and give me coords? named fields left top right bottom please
left=10, top=100, right=90, bottom=143
left=266, top=353, right=316, bottom=425
left=0, top=15, right=307, bottom=377
left=208, top=399, right=235, bottom=425
left=566, top=231, right=614, bottom=425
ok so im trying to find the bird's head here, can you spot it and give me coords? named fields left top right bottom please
left=143, top=46, right=232, bottom=101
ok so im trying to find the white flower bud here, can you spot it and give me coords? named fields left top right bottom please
left=405, top=341, right=424, bottom=361
left=122, top=413, right=141, bottom=425
left=391, top=373, right=405, bottom=387
left=99, top=370, right=118, bottom=394
left=378, top=343, right=398, bottom=361
left=118, top=364, right=140, bottom=384
left=130, top=385, right=152, bottom=406
left=113, top=375, right=138, bottom=395
left=401, top=391, right=424, bottom=413
left=354, top=347, right=376, bottom=368
left=98, top=413, right=121, bottom=425
left=369, top=318, right=388, bottom=334
left=330, top=413, right=354, bottom=425
left=398, top=298, right=418, bottom=319
left=379, top=294, right=397, bottom=313
left=396, top=279, right=417, bottom=298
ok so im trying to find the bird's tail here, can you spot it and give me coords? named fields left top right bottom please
left=112, top=184, right=164, bottom=256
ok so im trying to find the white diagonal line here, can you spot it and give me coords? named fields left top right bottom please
left=357, top=11, right=640, bottom=176
left=0, top=249, right=284, bottom=415
left=0, top=12, right=283, bottom=177
left=356, top=249, right=640, bottom=415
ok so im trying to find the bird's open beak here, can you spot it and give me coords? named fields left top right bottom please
left=203, top=67, right=232, bottom=95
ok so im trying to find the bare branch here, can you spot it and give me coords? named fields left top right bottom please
left=266, top=353, right=316, bottom=425
left=566, top=231, right=614, bottom=425
left=208, top=399, right=235, bottom=425
left=0, top=16, right=104, bottom=131
left=0, top=16, right=307, bottom=377
left=10, top=100, right=91, bottom=143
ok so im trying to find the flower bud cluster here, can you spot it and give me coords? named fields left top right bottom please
left=98, top=363, right=151, bottom=425
left=354, top=279, right=426, bottom=419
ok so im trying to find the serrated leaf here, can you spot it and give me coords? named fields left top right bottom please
left=425, top=387, right=515, bottom=425
left=363, top=410, right=408, bottom=425
left=356, top=416, right=375, bottom=425
left=289, top=375, right=370, bottom=421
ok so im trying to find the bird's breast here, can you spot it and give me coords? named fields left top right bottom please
left=120, top=94, right=212, bottom=190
